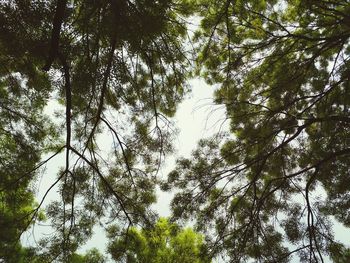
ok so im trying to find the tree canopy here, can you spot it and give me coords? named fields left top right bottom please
left=165, top=0, right=350, bottom=262
left=1, top=0, right=350, bottom=262
left=1, top=0, right=193, bottom=260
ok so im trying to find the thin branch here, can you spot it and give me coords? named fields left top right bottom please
left=84, top=36, right=117, bottom=151
left=70, top=147, right=132, bottom=225
left=100, top=117, right=135, bottom=185
left=0, top=145, right=65, bottom=192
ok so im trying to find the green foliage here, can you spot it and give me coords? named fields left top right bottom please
left=107, top=218, right=211, bottom=263
left=0, top=0, right=195, bottom=260
left=166, top=0, right=350, bottom=262
left=1, top=0, right=350, bottom=262
left=0, top=22, right=57, bottom=260
left=329, top=243, right=350, bottom=263
left=68, top=248, right=106, bottom=263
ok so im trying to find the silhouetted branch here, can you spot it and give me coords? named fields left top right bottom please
left=43, top=0, right=68, bottom=71
left=101, top=117, right=135, bottom=185
left=70, top=147, right=132, bottom=225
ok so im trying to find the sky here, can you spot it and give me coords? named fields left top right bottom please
left=153, top=78, right=227, bottom=217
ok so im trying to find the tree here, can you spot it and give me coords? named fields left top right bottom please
left=0, top=3, right=56, bottom=258
left=164, top=0, right=350, bottom=262
left=107, top=218, right=211, bottom=263
left=2, top=0, right=350, bottom=262
left=0, top=0, right=194, bottom=260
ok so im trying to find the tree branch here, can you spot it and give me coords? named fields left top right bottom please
left=70, top=147, right=132, bottom=225
left=43, top=0, right=68, bottom=71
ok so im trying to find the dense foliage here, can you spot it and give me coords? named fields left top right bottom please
left=107, top=218, right=211, bottom=262
left=1, top=0, right=350, bottom=262
left=0, top=5, right=56, bottom=258
left=0, top=0, right=193, bottom=261
left=165, top=0, right=350, bottom=262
